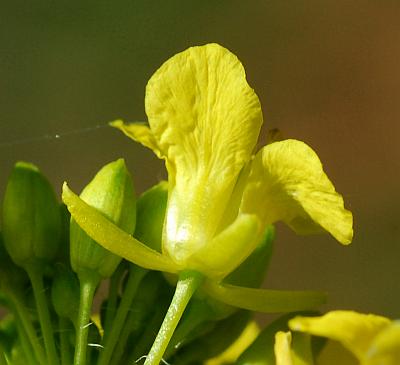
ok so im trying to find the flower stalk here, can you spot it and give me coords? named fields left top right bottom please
left=144, top=271, right=203, bottom=365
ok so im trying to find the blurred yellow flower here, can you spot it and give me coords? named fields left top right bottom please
left=288, top=311, right=400, bottom=365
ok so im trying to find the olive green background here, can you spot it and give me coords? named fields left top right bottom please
left=1, top=1, right=399, bottom=317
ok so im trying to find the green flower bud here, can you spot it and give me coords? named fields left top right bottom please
left=2, top=162, right=61, bottom=267
left=51, top=265, right=80, bottom=325
left=70, top=158, right=136, bottom=280
left=134, top=181, right=168, bottom=252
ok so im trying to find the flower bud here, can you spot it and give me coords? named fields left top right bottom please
left=2, top=162, right=61, bottom=267
left=70, top=158, right=136, bottom=280
left=134, top=181, right=168, bottom=252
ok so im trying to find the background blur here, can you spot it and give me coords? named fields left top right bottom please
left=1, top=1, right=399, bottom=317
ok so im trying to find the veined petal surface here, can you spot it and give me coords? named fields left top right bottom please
left=289, top=311, right=391, bottom=362
left=145, top=43, right=262, bottom=264
left=240, top=139, right=353, bottom=244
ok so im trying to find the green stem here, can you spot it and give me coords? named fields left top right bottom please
left=74, top=272, right=99, bottom=365
left=164, top=304, right=209, bottom=358
left=128, top=300, right=168, bottom=363
left=98, top=266, right=146, bottom=365
left=9, top=292, right=47, bottom=365
left=0, top=343, right=8, bottom=365
left=110, top=305, right=138, bottom=365
left=143, top=271, right=203, bottom=365
left=26, top=265, right=60, bottom=365
left=102, top=263, right=125, bottom=340
left=15, top=318, right=38, bottom=365
left=59, top=317, right=72, bottom=365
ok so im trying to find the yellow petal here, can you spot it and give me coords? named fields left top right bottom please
left=110, top=120, right=163, bottom=159
left=240, top=139, right=353, bottom=245
left=275, top=331, right=294, bottom=365
left=205, top=321, right=259, bottom=365
left=317, top=340, right=358, bottom=365
left=366, top=320, right=400, bottom=365
left=289, top=311, right=391, bottom=361
left=143, top=44, right=263, bottom=265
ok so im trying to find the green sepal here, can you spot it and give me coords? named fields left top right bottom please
left=2, top=161, right=61, bottom=267
left=62, top=183, right=179, bottom=273
left=69, top=158, right=136, bottom=279
left=204, top=281, right=326, bottom=313
left=224, top=224, right=275, bottom=288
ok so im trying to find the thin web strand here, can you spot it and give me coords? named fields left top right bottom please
left=0, top=124, right=108, bottom=148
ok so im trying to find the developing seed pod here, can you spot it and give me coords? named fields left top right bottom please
left=2, top=162, right=61, bottom=268
left=70, top=158, right=136, bottom=280
left=51, top=265, right=80, bottom=326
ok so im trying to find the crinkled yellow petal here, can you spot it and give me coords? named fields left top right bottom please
left=289, top=311, right=391, bottom=362
left=240, top=139, right=353, bottom=245
left=143, top=43, right=263, bottom=265
left=275, top=331, right=294, bottom=365
left=366, top=320, right=400, bottom=365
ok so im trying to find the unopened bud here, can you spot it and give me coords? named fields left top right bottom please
left=51, top=265, right=80, bottom=325
left=2, top=162, right=61, bottom=268
left=70, top=158, right=136, bottom=280
left=134, top=181, right=168, bottom=252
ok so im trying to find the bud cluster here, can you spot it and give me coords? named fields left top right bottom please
left=0, top=160, right=276, bottom=365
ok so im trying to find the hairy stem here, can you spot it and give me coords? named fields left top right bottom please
left=74, top=272, right=98, bottom=365
left=144, top=271, right=203, bottom=365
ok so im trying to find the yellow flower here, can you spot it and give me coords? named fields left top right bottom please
left=62, top=43, right=352, bottom=312
left=111, top=43, right=352, bottom=278
left=288, top=311, right=400, bottom=365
